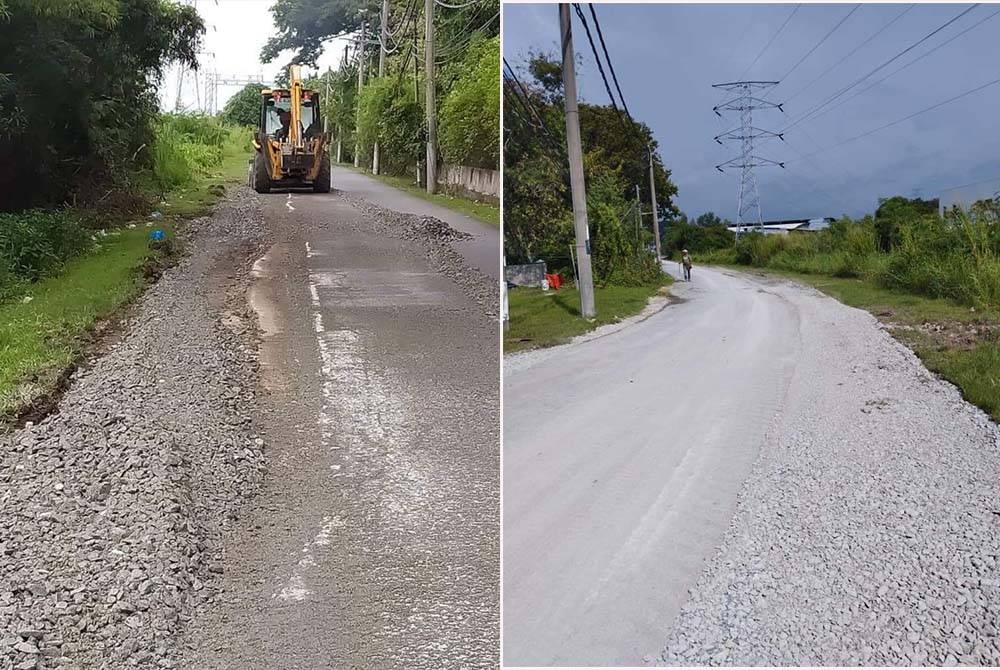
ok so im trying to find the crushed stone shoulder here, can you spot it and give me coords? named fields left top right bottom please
left=658, top=274, right=1000, bottom=666
left=0, top=188, right=268, bottom=670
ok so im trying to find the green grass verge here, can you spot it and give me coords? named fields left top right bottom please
left=712, top=263, right=1000, bottom=422
left=0, top=227, right=154, bottom=417
left=0, top=145, right=249, bottom=423
left=504, top=280, right=670, bottom=354
left=341, top=164, right=500, bottom=228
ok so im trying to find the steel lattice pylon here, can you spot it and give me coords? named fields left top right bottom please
left=712, top=81, right=785, bottom=234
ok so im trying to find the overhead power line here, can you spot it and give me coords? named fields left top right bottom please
left=777, top=4, right=861, bottom=85
left=587, top=3, right=633, bottom=122
left=781, top=3, right=980, bottom=133
left=791, top=76, right=1000, bottom=162
left=739, top=4, right=801, bottom=80
left=818, top=5, right=1000, bottom=119
left=571, top=3, right=629, bottom=133
left=783, top=4, right=914, bottom=105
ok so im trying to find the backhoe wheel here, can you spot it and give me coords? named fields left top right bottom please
left=314, top=153, right=331, bottom=193
left=252, top=153, right=271, bottom=194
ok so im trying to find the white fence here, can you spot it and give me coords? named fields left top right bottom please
left=439, top=164, right=500, bottom=203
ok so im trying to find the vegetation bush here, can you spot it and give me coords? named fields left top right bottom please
left=151, top=114, right=246, bottom=191
left=0, top=0, right=204, bottom=211
left=355, top=78, right=423, bottom=175
left=662, top=221, right=734, bottom=257
left=439, top=36, right=500, bottom=169
left=722, top=200, right=1000, bottom=310
left=587, top=167, right=661, bottom=287
left=221, top=83, right=267, bottom=127
left=0, top=210, right=92, bottom=298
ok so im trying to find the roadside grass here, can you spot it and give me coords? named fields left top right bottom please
left=710, top=263, right=1000, bottom=422
left=0, top=227, right=156, bottom=417
left=0, top=126, right=250, bottom=425
left=340, top=164, right=500, bottom=228
left=504, top=280, right=670, bottom=353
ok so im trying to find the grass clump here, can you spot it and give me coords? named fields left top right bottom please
left=504, top=280, right=670, bottom=353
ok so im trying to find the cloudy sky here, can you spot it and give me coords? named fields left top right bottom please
left=503, top=3, right=1000, bottom=221
left=159, top=0, right=351, bottom=113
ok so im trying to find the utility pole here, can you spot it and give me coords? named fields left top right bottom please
left=337, top=45, right=348, bottom=163
left=354, top=16, right=367, bottom=168
left=559, top=3, right=596, bottom=318
left=648, top=147, right=661, bottom=260
left=635, top=184, right=641, bottom=242
left=373, top=0, right=389, bottom=175
left=424, top=0, right=437, bottom=194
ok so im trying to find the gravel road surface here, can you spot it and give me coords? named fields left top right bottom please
left=180, top=184, right=499, bottom=669
left=1, top=176, right=499, bottom=669
left=659, top=266, right=1000, bottom=666
left=331, top=165, right=500, bottom=280
left=1, top=194, right=267, bottom=670
left=504, top=263, right=1000, bottom=667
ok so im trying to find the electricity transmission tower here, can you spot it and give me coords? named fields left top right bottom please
left=712, top=81, right=785, bottom=233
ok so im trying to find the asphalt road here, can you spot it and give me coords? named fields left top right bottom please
left=331, top=165, right=500, bottom=280
left=502, top=263, right=802, bottom=667
left=181, top=185, right=499, bottom=668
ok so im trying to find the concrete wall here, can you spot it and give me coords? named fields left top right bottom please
left=505, top=262, right=546, bottom=287
left=439, top=163, right=500, bottom=204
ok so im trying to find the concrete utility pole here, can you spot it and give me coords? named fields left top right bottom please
left=354, top=17, right=367, bottom=168
left=373, top=0, right=389, bottom=175
left=648, top=147, right=661, bottom=260
left=424, top=0, right=437, bottom=194
left=559, top=3, right=596, bottom=318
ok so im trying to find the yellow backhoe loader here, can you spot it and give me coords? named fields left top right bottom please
left=249, top=65, right=331, bottom=194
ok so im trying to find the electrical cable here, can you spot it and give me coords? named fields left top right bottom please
left=587, top=3, right=633, bottom=121
left=815, top=5, right=1000, bottom=121
left=738, top=4, right=801, bottom=80
left=783, top=4, right=913, bottom=104
left=781, top=4, right=979, bottom=133
left=777, top=4, right=861, bottom=85
left=791, top=76, right=1000, bottom=161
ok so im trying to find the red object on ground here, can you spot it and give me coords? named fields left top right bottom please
left=545, top=273, right=562, bottom=290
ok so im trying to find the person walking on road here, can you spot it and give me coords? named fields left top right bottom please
left=681, top=249, right=692, bottom=282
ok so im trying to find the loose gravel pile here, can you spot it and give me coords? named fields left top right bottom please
left=659, top=276, right=1000, bottom=666
left=0, top=189, right=267, bottom=670
left=339, top=192, right=499, bottom=319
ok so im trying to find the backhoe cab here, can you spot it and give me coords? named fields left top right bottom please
left=249, top=65, right=331, bottom=194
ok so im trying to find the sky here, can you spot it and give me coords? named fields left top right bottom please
left=159, top=0, right=352, bottom=113
left=503, top=3, right=1000, bottom=221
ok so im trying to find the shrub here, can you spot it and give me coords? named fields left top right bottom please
left=356, top=78, right=423, bottom=174
left=439, top=36, right=500, bottom=169
left=0, top=210, right=91, bottom=288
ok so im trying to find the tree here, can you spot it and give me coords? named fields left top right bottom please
left=695, top=212, right=723, bottom=227
left=874, top=196, right=940, bottom=252
left=261, top=0, right=371, bottom=67
left=356, top=77, right=423, bottom=173
left=222, top=83, right=266, bottom=127
left=513, top=53, right=679, bottom=218
left=0, top=0, right=204, bottom=210
left=439, top=36, right=499, bottom=169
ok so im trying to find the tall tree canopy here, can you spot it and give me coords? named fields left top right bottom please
left=0, top=0, right=203, bottom=210
left=504, top=52, right=679, bottom=275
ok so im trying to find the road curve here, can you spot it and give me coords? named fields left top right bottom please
left=331, top=165, right=500, bottom=280
left=502, top=264, right=802, bottom=666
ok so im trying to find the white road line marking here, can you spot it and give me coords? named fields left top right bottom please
left=273, top=515, right=344, bottom=601
left=286, top=193, right=295, bottom=212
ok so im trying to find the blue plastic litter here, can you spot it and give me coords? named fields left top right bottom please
left=150, top=229, right=166, bottom=241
